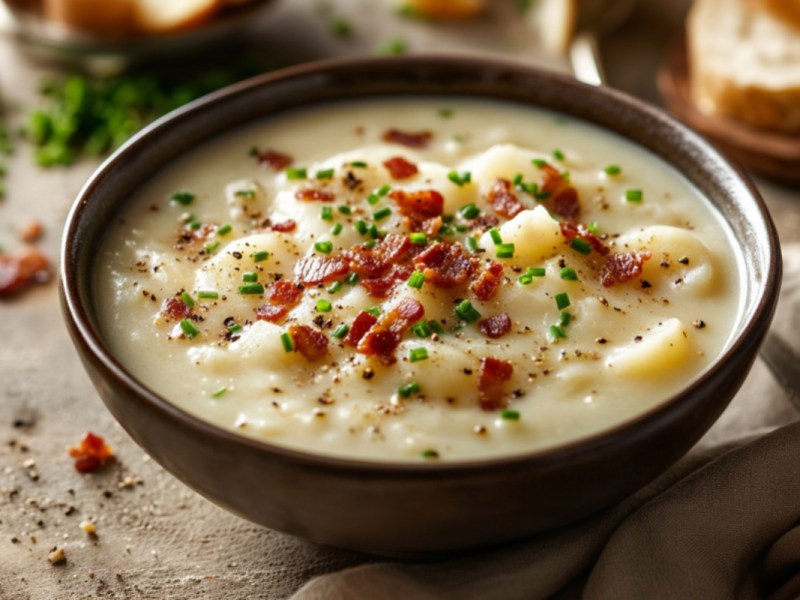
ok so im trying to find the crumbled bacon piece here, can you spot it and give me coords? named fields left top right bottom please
left=360, top=265, right=414, bottom=298
left=600, top=251, right=652, bottom=287
left=271, top=220, right=297, bottom=233
left=487, top=178, right=525, bottom=219
left=471, top=261, right=504, bottom=301
left=345, top=234, right=411, bottom=279
left=19, top=220, right=44, bottom=244
left=68, top=432, right=114, bottom=473
left=478, top=357, right=513, bottom=411
left=288, top=324, right=329, bottom=361
left=255, top=149, right=293, bottom=170
left=254, top=303, right=291, bottom=323
left=357, top=299, right=425, bottom=365
left=414, top=242, right=478, bottom=288
left=559, top=221, right=609, bottom=255
left=470, top=214, right=499, bottom=232
left=295, top=256, right=349, bottom=285
left=0, top=247, right=51, bottom=298
left=270, top=280, right=303, bottom=305
left=478, top=313, right=512, bottom=339
left=382, top=128, right=432, bottom=148
left=541, top=164, right=580, bottom=220
left=345, top=311, right=379, bottom=347
left=389, top=189, right=444, bottom=220
left=383, top=156, right=419, bottom=179
left=162, top=296, right=192, bottom=320
left=295, top=189, right=335, bottom=202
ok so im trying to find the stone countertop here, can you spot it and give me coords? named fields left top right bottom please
left=0, top=1, right=797, bottom=598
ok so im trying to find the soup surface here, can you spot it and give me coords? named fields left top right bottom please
left=96, top=99, right=741, bottom=462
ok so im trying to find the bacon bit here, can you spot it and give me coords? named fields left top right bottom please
left=271, top=280, right=303, bottom=305
left=255, top=149, right=293, bottom=171
left=382, top=128, right=433, bottom=148
left=487, top=179, right=525, bottom=219
left=360, top=265, right=414, bottom=298
left=559, top=221, right=610, bottom=255
left=288, top=324, right=329, bottom=361
left=470, top=213, right=499, bottom=232
left=600, top=251, right=652, bottom=287
left=421, top=216, right=443, bottom=237
left=389, top=189, right=444, bottom=220
left=295, top=189, right=335, bottom=202
left=345, top=234, right=411, bottom=279
left=357, top=298, right=425, bottom=365
left=345, top=311, right=379, bottom=347
left=295, top=256, right=349, bottom=285
left=0, top=246, right=51, bottom=298
left=478, top=357, right=513, bottom=411
left=268, top=220, right=296, bottom=233
left=255, top=303, right=291, bottom=323
left=68, top=432, right=114, bottom=473
left=541, top=164, right=580, bottom=220
left=471, top=261, right=504, bottom=301
left=383, top=156, right=419, bottom=179
left=19, top=221, right=44, bottom=244
left=479, top=313, right=512, bottom=339
left=414, top=242, right=478, bottom=288
left=162, top=297, right=192, bottom=320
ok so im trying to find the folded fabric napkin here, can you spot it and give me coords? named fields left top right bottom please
left=292, top=244, right=800, bottom=600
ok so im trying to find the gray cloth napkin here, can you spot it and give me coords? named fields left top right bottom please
left=292, top=244, right=800, bottom=600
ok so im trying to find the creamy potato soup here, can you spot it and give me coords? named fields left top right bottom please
left=96, top=99, right=742, bottom=462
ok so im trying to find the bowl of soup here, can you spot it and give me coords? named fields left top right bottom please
left=60, top=56, right=781, bottom=555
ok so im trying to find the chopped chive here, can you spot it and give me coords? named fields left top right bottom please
left=439, top=224, right=454, bottom=236
left=239, top=283, right=264, bottom=295
left=455, top=299, right=481, bottom=323
left=327, top=280, right=343, bottom=294
left=442, top=214, right=455, bottom=224
left=365, top=307, right=381, bottom=317
left=570, top=238, right=592, bottom=255
left=286, top=167, right=307, bottom=180
left=373, top=207, right=392, bottom=221
left=185, top=215, right=202, bottom=230
left=349, top=161, right=368, bottom=168
left=197, top=290, right=219, bottom=300
left=180, top=319, right=200, bottom=339
left=421, top=449, right=439, bottom=460
left=170, top=191, right=195, bottom=205
left=211, top=387, right=227, bottom=399
left=180, top=292, right=195, bottom=308
left=555, top=292, right=571, bottom=310
left=466, top=237, right=480, bottom=252
left=364, top=240, right=377, bottom=248
left=447, top=170, right=472, bottom=187
left=398, top=381, right=421, bottom=398
left=316, top=168, right=335, bottom=179
left=315, top=241, right=334, bottom=254
left=561, top=171, right=571, bottom=182
left=552, top=149, right=565, bottom=161
left=512, top=173, right=523, bottom=187
left=321, top=206, right=334, bottom=221
left=409, top=347, right=428, bottom=362
left=411, top=321, right=432, bottom=338
left=534, top=190, right=551, bottom=201
left=407, top=271, right=425, bottom=289
left=455, top=224, right=469, bottom=233
left=354, top=220, right=368, bottom=235
left=489, top=228, right=503, bottom=245
left=367, top=193, right=380, bottom=205
left=532, top=158, right=547, bottom=168
left=625, top=189, right=643, bottom=202
left=559, top=311, right=572, bottom=327
left=500, top=409, right=520, bottom=421
left=459, top=203, right=480, bottom=219
left=331, top=223, right=343, bottom=236
left=560, top=267, right=579, bottom=281
left=604, top=164, right=622, bottom=176
left=410, top=232, right=427, bottom=245
left=227, top=323, right=243, bottom=334
left=519, top=274, right=533, bottom=285
left=438, top=107, right=454, bottom=118
left=376, top=37, right=408, bottom=56
left=251, top=250, right=269, bottom=262
left=217, top=224, right=232, bottom=237
left=368, top=224, right=381, bottom=239
left=345, top=272, right=359, bottom=286
left=429, top=320, right=445, bottom=334
left=548, top=325, right=566, bottom=340
left=338, top=205, right=352, bottom=215
left=587, top=222, right=599, bottom=234
left=377, top=184, right=392, bottom=197
left=316, top=299, right=333, bottom=313
left=496, top=243, right=515, bottom=259
left=530, top=267, right=546, bottom=277
left=332, top=323, right=349, bottom=339
left=280, top=332, right=294, bottom=353
left=235, top=189, right=255, bottom=199
left=242, top=272, right=258, bottom=283
left=204, top=241, right=220, bottom=254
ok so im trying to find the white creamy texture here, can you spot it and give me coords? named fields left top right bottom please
left=95, top=99, right=742, bottom=462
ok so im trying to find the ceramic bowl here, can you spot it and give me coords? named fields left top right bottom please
left=60, top=57, right=781, bottom=555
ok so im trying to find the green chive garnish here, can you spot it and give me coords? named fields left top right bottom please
left=280, top=332, right=294, bottom=353
left=315, top=241, right=333, bottom=254
left=235, top=189, right=255, bottom=199
left=373, top=207, right=392, bottom=221
left=398, top=381, right=421, bottom=398
left=377, top=184, right=391, bottom=197
left=429, top=320, right=444, bottom=334
left=604, top=164, right=621, bottom=176
left=447, top=170, right=472, bottom=187
left=559, top=311, right=572, bottom=326
left=365, top=307, right=381, bottom=317
left=626, top=189, right=643, bottom=202
left=345, top=272, right=359, bottom=286
left=204, top=241, right=220, bottom=254
left=180, top=292, right=195, bottom=308
left=316, top=299, right=332, bottom=313
left=376, top=37, right=408, bottom=56
left=227, top=323, right=243, bottom=334
left=500, top=409, right=520, bottom=421
left=332, top=323, right=349, bottom=339
left=170, top=191, right=195, bottom=205
left=316, top=168, right=335, bottom=179
left=239, top=283, right=264, bottom=295
left=354, top=220, right=368, bottom=235
left=548, top=325, right=566, bottom=340
left=489, top=228, right=503, bottom=245
left=367, top=193, right=380, bottom=205
left=421, top=449, right=439, bottom=460
left=570, top=238, right=592, bottom=255
left=455, top=299, right=481, bottom=323
left=467, top=237, right=480, bottom=252
left=180, top=319, right=200, bottom=339
left=407, top=271, right=426, bottom=289
left=560, top=267, right=578, bottom=281
left=530, top=267, right=546, bottom=277
left=409, top=347, right=428, bottom=362
left=438, top=107, right=454, bottom=118
left=286, top=167, right=307, bottom=180
left=251, top=250, right=269, bottom=262
left=242, top=272, right=258, bottom=283
left=552, top=149, right=565, bottom=161
left=327, top=280, right=343, bottom=294
left=410, top=232, right=427, bottom=245
left=368, top=224, right=381, bottom=239
left=496, top=243, right=515, bottom=259
left=217, top=224, right=232, bottom=236
left=321, top=206, right=334, bottom=221
left=459, top=203, right=480, bottom=219
left=211, top=387, right=227, bottom=399
left=331, top=223, right=343, bottom=236
left=555, top=292, right=571, bottom=310
left=411, top=321, right=432, bottom=338
left=197, top=290, right=219, bottom=300
left=532, top=158, right=547, bottom=168
left=338, top=205, right=352, bottom=215
left=349, top=161, right=368, bottom=168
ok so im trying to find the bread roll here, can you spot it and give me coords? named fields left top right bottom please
left=688, top=0, right=800, bottom=134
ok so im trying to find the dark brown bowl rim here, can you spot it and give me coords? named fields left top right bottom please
left=61, top=55, right=781, bottom=476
